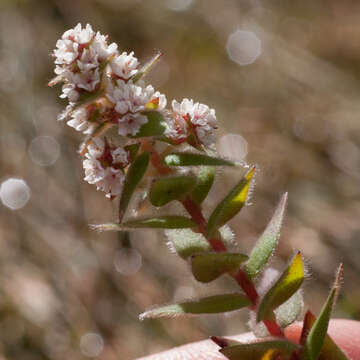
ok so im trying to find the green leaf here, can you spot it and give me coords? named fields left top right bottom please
left=163, top=152, right=236, bottom=167
left=150, top=175, right=197, bottom=207
left=191, top=253, right=248, bottom=283
left=165, top=228, right=211, bottom=259
left=245, top=193, right=288, bottom=279
left=139, top=293, right=251, bottom=319
left=131, top=111, right=167, bottom=138
left=119, top=152, right=150, bottom=222
left=302, top=264, right=344, bottom=360
left=218, top=338, right=299, bottom=360
left=189, top=166, right=215, bottom=204
left=257, top=252, right=305, bottom=322
left=206, top=167, right=255, bottom=237
left=132, top=51, right=162, bottom=83
left=124, top=143, right=140, bottom=161
left=91, top=216, right=196, bottom=231
left=300, top=311, right=349, bottom=360
left=165, top=226, right=235, bottom=259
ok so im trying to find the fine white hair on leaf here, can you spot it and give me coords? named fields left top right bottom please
left=245, top=164, right=258, bottom=206
left=275, top=290, right=304, bottom=328
left=248, top=310, right=269, bottom=338
left=256, top=267, right=280, bottom=296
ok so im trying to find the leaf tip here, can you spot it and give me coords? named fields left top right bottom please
left=246, top=165, right=256, bottom=181
left=138, top=311, right=148, bottom=321
left=210, top=336, right=229, bottom=348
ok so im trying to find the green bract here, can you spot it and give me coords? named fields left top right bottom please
left=257, top=252, right=305, bottom=322
left=92, top=216, right=196, bottom=231
left=189, top=166, right=215, bottom=204
left=191, top=253, right=248, bottom=283
left=119, top=152, right=150, bottom=221
left=163, top=152, right=236, bottom=167
left=302, top=265, right=343, bottom=360
left=206, top=167, right=255, bottom=237
left=150, top=175, right=197, bottom=207
left=131, top=111, right=167, bottom=138
left=245, top=193, right=288, bottom=279
left=139, top=293, right=251, bottom=319
left=219, top=338, right=299, bottom=360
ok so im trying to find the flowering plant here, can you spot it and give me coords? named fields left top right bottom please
left=50, top=24, right=349, bottom=360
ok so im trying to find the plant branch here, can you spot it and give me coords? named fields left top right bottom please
left=141, top=140, right=173, bottom=176
left=148, top=144, right=284, bottom=338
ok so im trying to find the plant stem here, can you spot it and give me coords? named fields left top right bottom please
left=141, top=140, right=173, bottom=176
left=148, top=145, right=284, bottom=338
left=181, top=196, right=226, bottom=252
left=181, top=195, right=284, bottom=337
left=234, top=268, right=259, bottom=307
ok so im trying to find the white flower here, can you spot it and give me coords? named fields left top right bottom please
left=53, top=24, right=119, bottom=103
left=110, top=51, right=139, bottom=80
left=91, top=32, right=118, bottom=63
left=169, top=98, right=217, bottom=147
left=54, top=38, right=79, bottom=65
left=60, top=83, right=80, bottom=102
left=164, top=112, right=188, bottom=143
left=67, top=107, right=97, bottom=135
left=111, top=147, right=129, bottom=166
left=71, top=67, right=101, bottom=92
left=57, top=104, right=74, bottom=122
left=54, top=24, right=95, bottom=66
left=83, top=138, right=128, bottom=198
left=63, top=23, right=95, bottom=45
left=106, top=80, right=167, bottom=136
left=118, top=113, right=148, bottom=136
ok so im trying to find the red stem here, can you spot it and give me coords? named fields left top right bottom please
left=234, top=268, right=259, bottom=306
left=148, top=145, right=284, bottom=338
left=181, top=196, right=207, bottom=235
left=263, top=319, right=284, bottom=337
left=181, top=196, right=284, bottom=338
left=141, top=140, right=173, bottom=175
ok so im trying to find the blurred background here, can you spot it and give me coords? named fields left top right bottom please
left=0, top=0, right=360, bottom=358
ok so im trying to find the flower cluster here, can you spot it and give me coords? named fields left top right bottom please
left=83, top=138, right=129, bottom=199
left=51, top=23, right=218, bottom=198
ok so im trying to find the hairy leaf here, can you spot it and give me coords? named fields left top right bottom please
left=275, top=290, right=303, bottom=328
left=131, top=111, right=167, bottom=138
left=92, top=216, right=196, bottom=231
left=300, top=311, right=349, bottom=360
left=139, top=293, right=251, bottom=319
left=245, top=193, right=288, bottom=279
left=163, top=152, right=236, bottom=167
left=218, top=338, right=299, bottom=360
left=189, top=166, right=215, bottom=204
left=302, top=264, right=344, bottom=360
left=150, top=175, right=197, bottom=207
left=191, top=253, right=248, bottom=283
left=257, top=252, right=305, bottom=322
left=132, top=51, right=162, bottom=83
left=165, top=226, right=235, bottom=259
left=119, top=152, right=150, bottom=221
left=206, top=167, right=255, bottom=237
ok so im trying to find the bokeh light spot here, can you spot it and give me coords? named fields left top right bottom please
left=29, top=136, right=60, bottom=166
left=226, top=30, right=262, bottom=66
left=80, top=333, right=104, bottom=358
left=218, top=133, right=248, bottom=161
left=166, top=0, right=193, bottom=12
left=114, top=248, right=142, bottom=276
left=0, top=178, right=30, bottom=210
